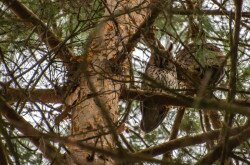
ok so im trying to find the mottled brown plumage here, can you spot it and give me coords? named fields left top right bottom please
left=176, top=43, right=225, bottom=88
left=140, top=38, right=177, bottom=133
left=176, top=43, right=226, bottom=129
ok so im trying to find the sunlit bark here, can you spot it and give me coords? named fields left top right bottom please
left=65, top=0, right=150, bottom=164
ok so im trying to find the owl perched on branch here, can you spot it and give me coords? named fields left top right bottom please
left=176, top=43, right=226, bottom=129
left=140, top=32, right=177, bottom=133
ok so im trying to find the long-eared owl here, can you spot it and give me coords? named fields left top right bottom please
left=140, top=38, right=177, bottom=133
left=176, top=43, right=226, bottom=130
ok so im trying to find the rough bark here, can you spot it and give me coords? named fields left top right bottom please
left=65, top=0, right=150, bottom=164
left=1, top=0, right=150, bottom=164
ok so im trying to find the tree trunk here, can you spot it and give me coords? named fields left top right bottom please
left=65, top=0, right=150, bottom=164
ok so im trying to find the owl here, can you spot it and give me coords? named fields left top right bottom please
left=176, top=43, right=226, bottom=129
left=140, top=37, right=177, bottom=133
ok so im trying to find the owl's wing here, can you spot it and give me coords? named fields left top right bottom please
left=140, top=29, right=178, bottom=133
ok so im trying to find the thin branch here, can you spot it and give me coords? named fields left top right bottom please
left=170, top=8, right=250, bottom=18
left=220, top=0, right=243, bottom=163
left=115, top=2, right=162, bottom=64
left=0, top=139, right=8, bottom=165
left=1, top=0, right=75, bottom=68
left=0, top=116, right=20, bottom=165
left=120, top=89, right=250, bottom=117
left=2, top=88, right=62, bottom=103
left=63, top=138, right=188, bottom=165
left=0, top=95, right=66, bottom=165
left=196, top=123, right=250, bottom=165
left=136, top=122, right=250, bottom=157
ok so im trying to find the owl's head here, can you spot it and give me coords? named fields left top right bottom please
left=148, top=42, right=174, bottom=69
